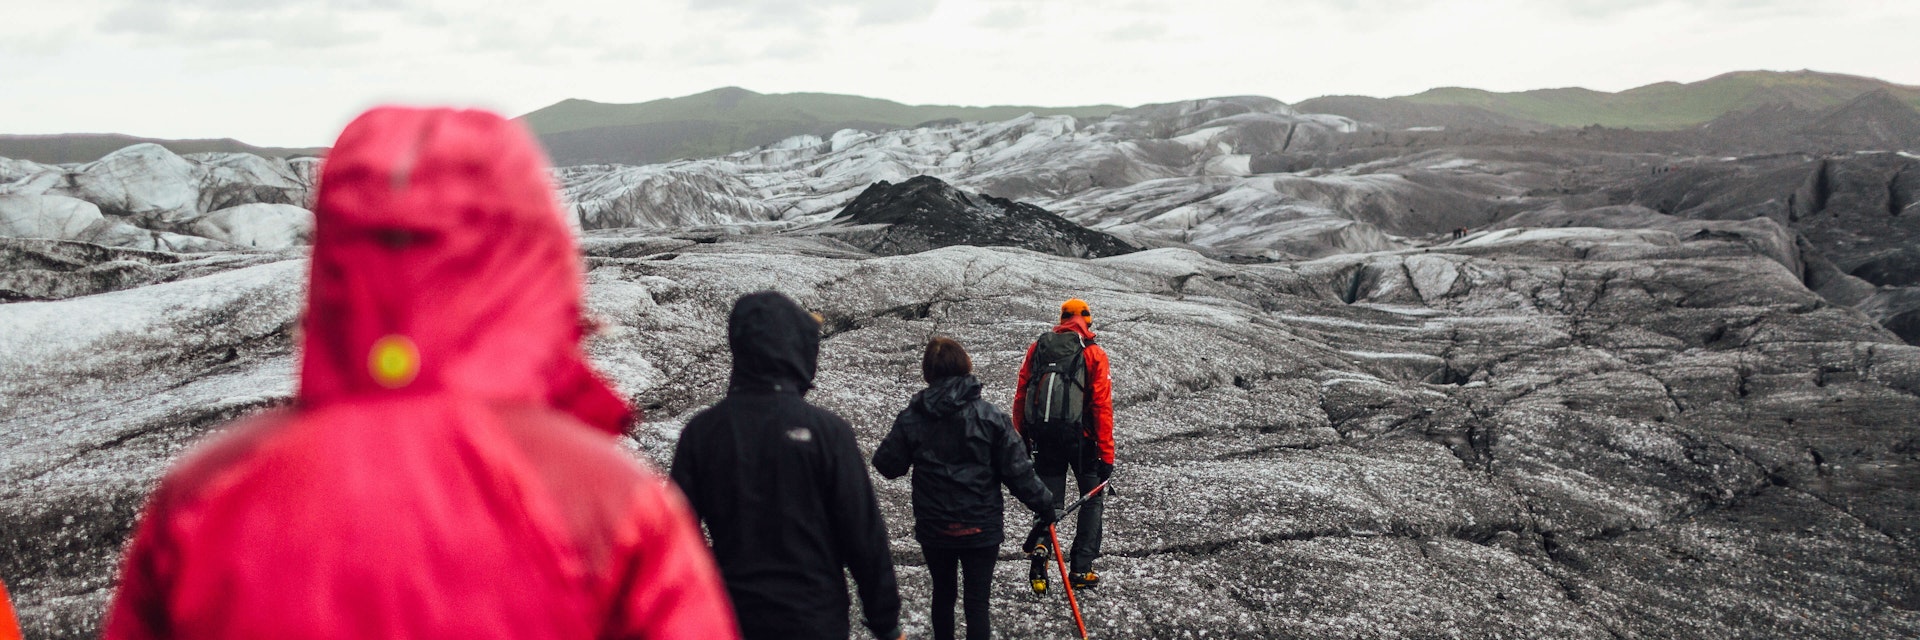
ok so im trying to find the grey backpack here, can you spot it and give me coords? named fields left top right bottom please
left=1022, top=331, right=1091, bottom=444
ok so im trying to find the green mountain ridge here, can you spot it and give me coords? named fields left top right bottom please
left=4, top=71, right=1915, bottom=166
left=517, top=86, right=1122, bottom=164
left=0, top=133, right=324, bottom=165
left=519, top=86, right=1122, bottom=135
left=1397, top=70, right=1920, bottom=130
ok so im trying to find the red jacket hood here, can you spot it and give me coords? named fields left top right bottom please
left=299, top=106, right=631, bottom=433
left=1053, top=315, right=1097, bottom=340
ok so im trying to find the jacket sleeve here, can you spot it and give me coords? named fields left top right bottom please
left=988, top=407, right=1053, bottom=515
left=871, top=412, right=913, bottom=480
left=824, top=419, right=901, bottom=638
left=667, top=429, right=701, bottom=523
left=544, top=355, right=637, bottom=436
left=1010, top=341, right=1037, bottom=437
left=101, top=491, right=175, bottom=640
left=603, top=483, right=741, bottom=640
left=1085, top=344, right=1115, bottom=464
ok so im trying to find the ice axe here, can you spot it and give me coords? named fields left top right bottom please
left=1059, top=479, right=1109, bottom=519
left=1046, top=523, right=1088, bottom=639
left=1031, top=480, right=1109, bottom=639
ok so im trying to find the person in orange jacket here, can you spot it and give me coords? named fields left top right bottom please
left=1012, top=298, right=1115, bottom=592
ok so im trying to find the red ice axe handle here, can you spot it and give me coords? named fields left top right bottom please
left=1049, top=523, right=1089, bottom=640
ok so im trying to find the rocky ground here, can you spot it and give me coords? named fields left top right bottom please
left=4, top=224, right=1917, bottom=638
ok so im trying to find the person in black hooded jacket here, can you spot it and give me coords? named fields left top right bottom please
left=670, top=291, right=903, bottom=640
left=873, top=337, right=1054, bottom=640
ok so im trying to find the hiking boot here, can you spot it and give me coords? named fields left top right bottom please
left=1069, top=571, right=1100, bottom=589
left=1028, top=545, right=1051, bottom=595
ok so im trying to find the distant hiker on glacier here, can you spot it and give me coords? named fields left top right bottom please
left=873, top=337, right=1056, bottom=640
left=1014, top=298, right=1116, bottom=592
left=671, top=291, right=904, bottom=640
left=101, top=107, right=738, bottom=640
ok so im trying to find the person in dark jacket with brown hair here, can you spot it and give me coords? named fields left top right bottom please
left=874, top=337, right=1055, bottom=640
left=671, top=291, right=903, bottom=640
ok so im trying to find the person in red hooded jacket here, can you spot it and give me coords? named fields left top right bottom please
left=1011, top=298, right=1114, bottom=592
left=100, top=107, right=738, bottom=640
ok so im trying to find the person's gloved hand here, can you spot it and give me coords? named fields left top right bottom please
left=1095, top=459, right=1113, bottom=482
left=1034, top=507, right=1060, bottom=526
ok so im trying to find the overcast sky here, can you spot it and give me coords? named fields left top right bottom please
left=3, top=0, right=1916, bottom=147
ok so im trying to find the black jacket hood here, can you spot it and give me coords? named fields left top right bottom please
left=915, top=375, right=982, bottom=418
left=727, top=291, right=821, bottom=394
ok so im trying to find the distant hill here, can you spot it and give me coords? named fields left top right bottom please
left=1800, top=89, right=1920, bottom=143
left=517, top=87, right=1122, bottom=165
left=7, top=71, right=1914, bottom=168
left=0, top=134, right=323, bottom=165
left=1394, top=70, right=1920, bottom=130
left=1292, top=95, right=1545, bottom=131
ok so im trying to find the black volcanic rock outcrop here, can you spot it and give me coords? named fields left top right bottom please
left=822, top=175, right=1137, bottom=258
left=1698, top=103, right=1823, bottom=148
left=1695, top=90, right=1920, bottom=153
left=1799, top=89, right=1920, bottom=148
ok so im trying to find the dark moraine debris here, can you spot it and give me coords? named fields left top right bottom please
left=822, top=175, right=1138, bottom=258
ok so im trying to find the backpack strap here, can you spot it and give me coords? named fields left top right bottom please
left=1065, top=337, right=1089, bottom=393
left=1077, top=339, right=1099, bottom=440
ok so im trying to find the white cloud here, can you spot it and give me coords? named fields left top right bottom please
left=96, top=0, right=386, bottom=49
left=853, top=0, right=941, bottom=25
left=763, top=40, right=826, bottom=61
left=1104, top=21, right=1165, bottom=41
left=972, top=6, right=1029, bottom=29
left=96, top=3, right=180, bottom=35
left=669, top=39, right=755, bottom=67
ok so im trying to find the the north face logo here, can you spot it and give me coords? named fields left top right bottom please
left=786, top=428, right=813, bottom=442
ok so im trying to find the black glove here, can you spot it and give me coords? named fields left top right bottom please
left=1024, top=527, right=1050, bottom=557
left=1095, top=460, right=1113, bottom=482
left=1034, top=507, right=1060, bottom=525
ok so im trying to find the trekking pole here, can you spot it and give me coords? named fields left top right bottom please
left=1048, top=523, right=1089, bottom=639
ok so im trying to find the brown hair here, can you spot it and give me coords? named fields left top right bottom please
left=922, top=337, right=972, bottom=383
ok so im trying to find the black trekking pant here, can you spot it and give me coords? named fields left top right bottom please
left=1031, top=438, right=1104, bottom=573
left=923, top=545, right=996, bottom=640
